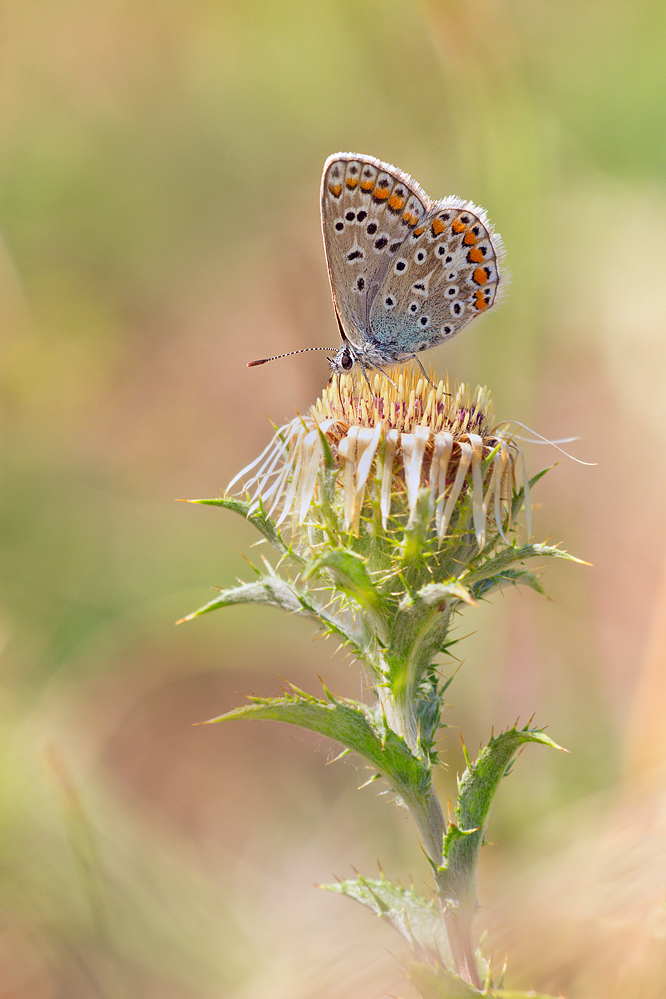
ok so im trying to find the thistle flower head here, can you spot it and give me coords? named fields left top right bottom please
left=231, top=364, right=529, bottom=567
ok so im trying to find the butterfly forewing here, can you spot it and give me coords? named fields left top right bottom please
left=320, top=153, right=431, bottom=348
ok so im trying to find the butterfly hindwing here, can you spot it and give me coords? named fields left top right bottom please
left=368, top=199, right=503, bottom=357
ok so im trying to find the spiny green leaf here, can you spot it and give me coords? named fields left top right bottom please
left=409, top=581, right=476, bottom=609
left=400, top=489, right=435, bottom=570
left=181, top=573, right=379, bottom=667
left=413, top=675, right=448, bottom=760
left=456, top=728, right=564, bottom=831
left=304, top=549, right=389, bottom=615
left=203, top=686, right=433, bottom=802
left=462, top=543, right=582, bottom=590
left=321, top=873, right=452, bottom=967
left=384, top=584, right=463, bottom=702
left=178, top=578, right=306, bottom=621
left=188, top=496, right=303, bottom=561
left=470, top=567, right=546, bottom=600
left=436, top=727, right=565, bottom=907
left=510, top=466, right=551, bottom=522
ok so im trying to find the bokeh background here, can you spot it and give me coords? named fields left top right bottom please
left=2, top=1, right=666, bottom=996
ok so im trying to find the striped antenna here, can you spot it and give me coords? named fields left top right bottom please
left=247, top=346, right=338, bottom=367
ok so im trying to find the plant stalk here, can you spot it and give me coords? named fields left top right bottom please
left=444, top=906, right=482, bottom=990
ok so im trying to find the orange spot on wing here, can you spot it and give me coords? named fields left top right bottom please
left=473, top=267, right=489, bottom=285
left=474, top=290, right=488, bottom=310
left=452, top=217, right=467, bottom=233
left=388, top=193, right=405, bottom=210
left=467, top=247, right=484, bottom=263
left=402, top=211, right=418, bottom=226
left=463, top=230, right=477, bottom=245
left=329, top=183, right=342, bottom=197
left=413, top=225, right=426, bottom=236
left=346, top=176, right=359, bottom=189
left=431, top=218, right=446, bottom=236
left=373, top=186, right=390, bottom=200
left=360, top=179, right=374, bottom=191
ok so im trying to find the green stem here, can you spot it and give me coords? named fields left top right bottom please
left=393, top=686, right=419, bottom=754
left=376, top=662, right=418, bottom=752
left=403, top=786, right=446, bottom=866
left=374, top=660, right=446, bottom=864
left=444, top=906, right=482, bottom=990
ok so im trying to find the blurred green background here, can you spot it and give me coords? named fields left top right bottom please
left=2, top=0, right=666, bottom=995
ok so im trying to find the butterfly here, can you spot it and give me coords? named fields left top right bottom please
left=248, top=152, right=504, bottom=379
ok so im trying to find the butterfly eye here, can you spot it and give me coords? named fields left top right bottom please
left=341, top=351, right=354, bottom=370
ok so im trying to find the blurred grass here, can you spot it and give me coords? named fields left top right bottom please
left=1, top=0, right=666, bottom=995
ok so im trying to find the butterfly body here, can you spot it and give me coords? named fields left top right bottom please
left=321, top=153, right=504, bottom=374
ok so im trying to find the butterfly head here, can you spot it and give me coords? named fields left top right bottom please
left=329, top=343, right=355, bottom=374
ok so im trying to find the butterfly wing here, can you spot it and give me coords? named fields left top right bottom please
left=367, top=199, right=504, bottom=361
left=320, top=153, right=432, bottom=351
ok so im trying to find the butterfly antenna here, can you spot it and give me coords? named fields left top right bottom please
left=247, top=346, right=338, bottom=367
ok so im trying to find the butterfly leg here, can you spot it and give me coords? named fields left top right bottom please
left=358, top=364, right=373, bottom=391
left=375, top=365, right=397, bottom=389
left=413, top=354, right=435, bottom=388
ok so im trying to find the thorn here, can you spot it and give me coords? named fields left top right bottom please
left=239, top=550, right=257, bottom=569
left=498, top=952, right=508, bottom=988
left=483, top=952, right=494, bottom=990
